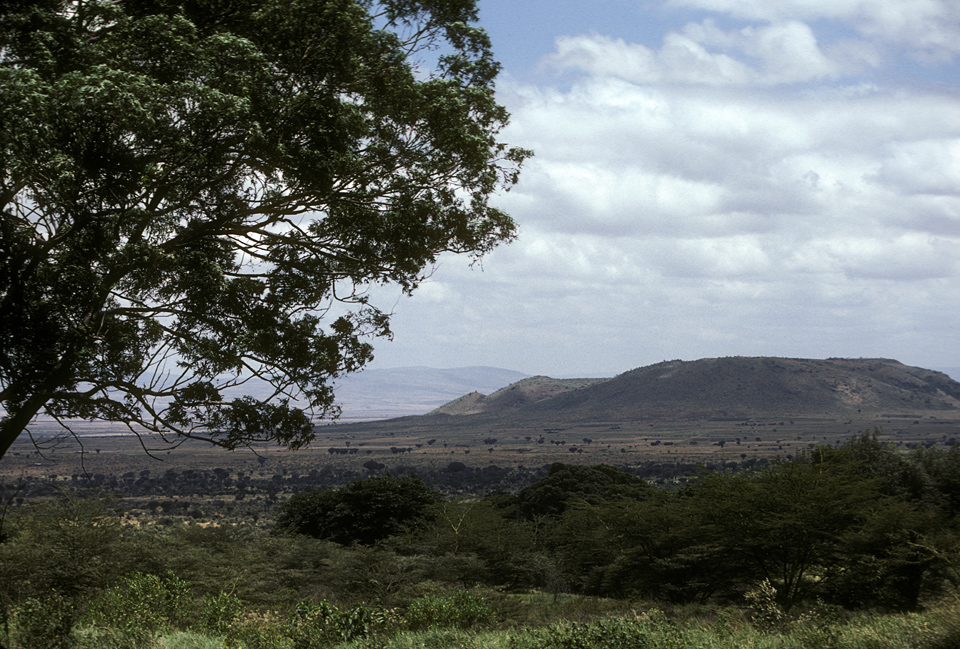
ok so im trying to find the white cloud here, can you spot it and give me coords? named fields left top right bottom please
left=408, top=278, right=459, bottom=304
left=872, top=139, right=960, bottom=196
left=681, top=19, right=841, bottom=81
left=543, top=1, right=960, bottom=91
left=805, top=234, right=959, bottom=280
left=365, top=3, right=960, bottom=377
left=440, top=49, right=960, bottom=373
left=667, top=0, right=960, bottom=60
left=547, top=25, right=840, bottom=86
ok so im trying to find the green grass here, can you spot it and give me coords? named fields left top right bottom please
left=66, top=601, right=960, bottom=649
left=7, top=598, right=959, bottom=649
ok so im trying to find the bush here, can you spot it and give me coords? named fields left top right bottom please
left=275, top=474, right=442, bottom=545
left=197, top=590, right=243, bottom=634
left=291, top=599, right=374, bottom=648
left=744, top=579, right=787, bottom=633
left=225, top=610, right=293, bottom=649
left=84, top=571, right=193, bottom=635
left=11, top=590, right=76, bottom=649
left=404, top=590, right=495, bottom=631
left=1, top=490, right=127, bottom=602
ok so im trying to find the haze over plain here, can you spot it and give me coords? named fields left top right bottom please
left=360, top=0, right=960, bottom=378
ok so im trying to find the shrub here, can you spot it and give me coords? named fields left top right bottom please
left=744, top=579, right=787, bottom=633
left=84, top=571, right=193, bottom=635
left=404, top=590, right=495, bottom=631
left=11, top=590, right=76, bottom=649
left=225, top=610, right=293, bottom=649
left=291, top=599, right=374, bottom=648
left=197, top=590, right=243, bottom=634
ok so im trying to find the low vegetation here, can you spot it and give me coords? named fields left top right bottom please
left=1, top=433, right=958, bottom=648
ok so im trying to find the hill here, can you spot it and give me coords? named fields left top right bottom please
left=429, top=376, right=608, bottom=415
left=427, top=357, right=960, bottom=423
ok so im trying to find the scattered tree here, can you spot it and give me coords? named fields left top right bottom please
left=274, top=473, right=442, bottom=545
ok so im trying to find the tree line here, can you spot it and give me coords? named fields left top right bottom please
left=0, top=455, right=741, bottom=504
left=276, top=432, right=960, bottom=611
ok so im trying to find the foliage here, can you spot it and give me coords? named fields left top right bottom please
left=4, top=500, right=960, bottom=649
left=508, top=609, right=677, bottom=649
left=807, top=433, right=949, bottom=610
left=197, top=590, right=243, bottom=635
left=0, top=0, right=529, bottom=460
left=344, top=627, right=505, bottom=649
left=522, top=434, right=960, bottom=609
left=685, top=457, right=879, bottom=607
left=817, top=431, right=934, bottom=502
left=83, top=571, right=193, bottom=635
left=10, top=590, right=76, bottom=649
left=404, top=590, right=495, bottom=630
left=5, top=432, right=960, bottom=648
left=419, top=498, right=551, bottom=588
left=512, top=463, right=656, bottom=520
left=223, top=609, right=294, bottom=649
left=275, top=473, right=443, bottom=545
left=911, top=443, right=960, bottom=518
left=743, top=580, right=787, bottom=633
left=0, top=489, right=128, bottom=601
left=290, top=599, right=376, bottom=647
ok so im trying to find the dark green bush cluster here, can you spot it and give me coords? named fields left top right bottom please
left=261, top=434, right=960, bottom=612
left=472, top=433, right=960, bottom=611
left=275, top=473, right=442, bottom=545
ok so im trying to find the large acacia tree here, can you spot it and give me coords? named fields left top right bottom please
left=0, top=0, right=528, bottom=458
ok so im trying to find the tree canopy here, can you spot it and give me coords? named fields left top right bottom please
left=0, top=0, right=528, bottom=458
left=274, top=473, right=442, bottom=545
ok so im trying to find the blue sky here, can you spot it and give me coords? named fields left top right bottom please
left=359, top=0, right=960, bottom=378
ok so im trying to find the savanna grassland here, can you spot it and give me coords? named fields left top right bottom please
left=2, top=428, right=960, bottom=649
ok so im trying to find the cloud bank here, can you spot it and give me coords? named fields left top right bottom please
left=367, top=0, right=960, bottom=377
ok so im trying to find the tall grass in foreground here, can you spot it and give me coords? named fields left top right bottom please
left=6, top=589, right=959, bottom=648
left=337, top=602, right=960, bottom=649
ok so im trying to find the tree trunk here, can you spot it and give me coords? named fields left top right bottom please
left=0, top=391, right=51, bottom=460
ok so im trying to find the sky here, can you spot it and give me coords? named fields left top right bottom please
left=363, top=0, right=960, bottom=378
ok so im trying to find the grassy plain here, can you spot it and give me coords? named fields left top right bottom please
left=3, top=412, right=957, bottom=485
left=2, top=414, right=959, bottom=649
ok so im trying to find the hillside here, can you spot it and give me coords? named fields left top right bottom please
left=429, top=357, right=960, bottom=423
left=429, top=376, right=608, bottom=415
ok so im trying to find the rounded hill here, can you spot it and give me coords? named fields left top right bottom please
left=522, top=357, right=960, bottom=421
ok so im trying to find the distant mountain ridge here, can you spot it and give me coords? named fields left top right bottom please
left=427, top=357, right=960, bottom=423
